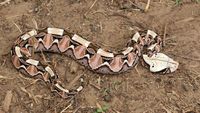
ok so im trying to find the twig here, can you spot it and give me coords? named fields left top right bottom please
left=25, top=79, right=41, bottom=89
left=111, top=0, right=114, bottom=4
left=32, top=18, right=38, bottom=30
left=72, top=106, right=81, bottom=113
left=134, top=64, right=140, bottom=76
left=20, top=87, right=39, bottom=104
left=128, top=0, right=144, bottom=11
left=175, top=17, right=194, bottom=24
left=60, top=103, right=72, bottom=113
left=84, top=0, right=98, bottom=16
left=1, top=58, right=6, bottom=66
left=12, top=21, right=23, bottom=33
left=97, top=76, right=101, bottom=88
left=144, top=0, right=151, bottom=12
left=6, top=14, right=29, bottom=20
left=99, top=21, right=103, bottom=33
left=89, top=82, right=101, bottom=90
left=112, top=108, right=120, bottom=113
left=52, top=57, right=57, bottom=69
left=91, top=10, right=108, bottom=17
left=89, top=0, right=98, bottom=9
left=0, top=75, right=13, bottom=79
left=49, top=97, right=74, bottom=111
left=0, top=0, right=10, bottom=6
left=163, top=24, right=167, bottom=47
left=67, top=74, right=83, bottom=89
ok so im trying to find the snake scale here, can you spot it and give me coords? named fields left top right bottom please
left=11, top=27, right=165, bottom=98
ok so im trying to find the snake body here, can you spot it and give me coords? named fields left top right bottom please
left=11, top=27, right=162, bottom=98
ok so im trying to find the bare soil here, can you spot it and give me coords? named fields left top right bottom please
left=0, top=0, right=200, bottom=113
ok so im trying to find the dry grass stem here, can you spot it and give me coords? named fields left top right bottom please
left=0, top=0, right=11, bottom=6
left=0, top=75, right=13, bottom=79
left=163, top=24, right=167, bottom=47
left=32, top=18, right=38, bottom=29
left=84, top=0, right=98, bottom=16
left=20, top=87, right=39, bottom=104
left=60, top=103, right=72, bottom=113
left=145, top=0, right=151, bottom=12
left=12, top=22, right=23, bottom=33
left=90, top=82, right=101, bottom=90
left=67, top=74, right=83, bottom=89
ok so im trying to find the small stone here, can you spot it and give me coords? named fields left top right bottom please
left=103, top=94, right=112, bottom=102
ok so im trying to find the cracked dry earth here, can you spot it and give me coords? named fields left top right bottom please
left=0, top=0, right=200, bottom=113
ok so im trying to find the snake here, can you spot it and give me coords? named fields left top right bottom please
left=11, top=27, right=163, bottom=98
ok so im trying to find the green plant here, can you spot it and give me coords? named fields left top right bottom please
left=94, top=105, right=109, bottom=113
left=175, top=0, right=181, bottom=5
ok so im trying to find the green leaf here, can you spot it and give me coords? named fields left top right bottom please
left=94, top=104, right=110, bottom=113
left=102, top=105, right=109, bottom=111
left=175, top=0, right=181, bottom=5
left=96, top=108, right=104, bottom=112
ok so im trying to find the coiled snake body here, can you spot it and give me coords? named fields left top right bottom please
left=11, top=27, right=169, bottom=98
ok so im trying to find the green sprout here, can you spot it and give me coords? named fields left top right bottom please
left=94, top=105, right=109, bottom=113
left=175, top=0, right=181, bottom=5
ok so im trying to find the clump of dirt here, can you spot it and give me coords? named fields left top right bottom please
left=0, top=0, right=200, bottom=113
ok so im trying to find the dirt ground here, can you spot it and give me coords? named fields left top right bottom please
left=0, top=0, right=200, bottom=113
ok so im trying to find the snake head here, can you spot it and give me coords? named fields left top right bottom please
left=143, top=53, right=179, bottom=73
